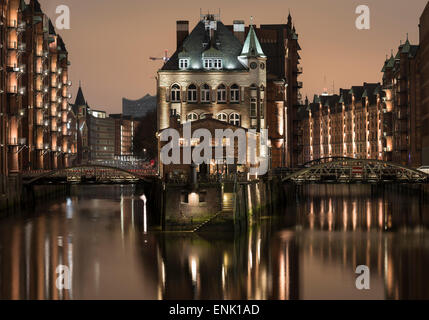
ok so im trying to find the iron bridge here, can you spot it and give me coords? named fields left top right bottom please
left=23, top=165, right=157, bottom=185
left=282, top=157, right=429, bottom=184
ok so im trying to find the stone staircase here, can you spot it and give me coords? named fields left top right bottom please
left=222, top=193, right=234, bottom=212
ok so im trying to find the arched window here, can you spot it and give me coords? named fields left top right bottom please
left=171, top=84, right=181, bottom=102
left=230, top=84, right=240, bottom=103
left=187, top=113, right=198, bottom=122
left=217, top=113, right=228, bottom=122
left=200, top=113, right=210, bottom=120
left=217, top=84, right=226, bottom=103
left=187, top=84, right=197, bottom=103
left=229, top=113, right=240, bottom=126
left=201, top=84, right=211, bottom=103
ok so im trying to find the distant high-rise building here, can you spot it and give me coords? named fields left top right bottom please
left=122, top=94, right=156, bottom=118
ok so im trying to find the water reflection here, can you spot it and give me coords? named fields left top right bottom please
left=0, top=184, right=429, bottom=300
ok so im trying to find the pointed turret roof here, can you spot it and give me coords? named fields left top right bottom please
left=74, top=83, right=86, bottom=107
left=385, top=54, right=395, bottom=69
left=241, top=25, right=265, bottom=58
left=402, top=36, right=411, bottom=54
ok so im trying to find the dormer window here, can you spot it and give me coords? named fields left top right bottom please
left=213, top=59, right=222, bottom=69
left=204, top=59, right=213, bottom=69
left=203, top=58, right=222, bottom=70
left=179, top=59, right=189, bottom=70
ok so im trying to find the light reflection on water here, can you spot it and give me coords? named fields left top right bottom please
left=0, top=184, right=428, bottom=300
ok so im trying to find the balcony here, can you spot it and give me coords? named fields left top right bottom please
left=7, top=41, right=18, bottom=50
left=8, top=20, right=17, bottom=28
left=8, top=137, right=27, bottom=146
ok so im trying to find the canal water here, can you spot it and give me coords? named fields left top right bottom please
left=0, top=184, right=428, bottom=300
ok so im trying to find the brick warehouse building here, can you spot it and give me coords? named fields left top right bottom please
left=420, top=2, right=429, bottom=164
left=0, top=0, right=76, bottom=177
left=157, top=13, right=302, bottom=176
left=225, top=14, right=303, bottom=168
left=301, top=83, right=385, bottom=163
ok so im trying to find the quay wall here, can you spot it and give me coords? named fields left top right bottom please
left=0, top=175, right=67, bottom=216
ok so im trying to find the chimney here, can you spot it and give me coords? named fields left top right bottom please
left=233, top=20, right=245, bottom=44
left=177, top=21, right=189, bottom=50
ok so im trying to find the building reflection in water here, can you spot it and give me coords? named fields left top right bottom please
left=1, top=184, right=429, bottom=299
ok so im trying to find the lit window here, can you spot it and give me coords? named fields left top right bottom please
left=217, top=113, right=228, bottom=122
left=229, top=113, right=240, bottom=126
left=203, top=59, right=213, bottom=69
left=179, top=59, right=189, bottom=69
left=230, top=84, right=240, bottom=103
left=187, top=113, right=198, bottom=122
left=187, top=84, right=197, bottom=102
left=217, top=84, right=226, bottom=103
left=250, top=98, right=257, bottom=118
left=171, top=84, right=181, bottom=102
left=213, top=59, right=222, bottom=69
left=201, top=84, right=211, bottom=103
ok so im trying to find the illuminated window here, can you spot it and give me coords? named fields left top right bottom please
left=230, top=84, right=240, bottom=102
left=187, top=113, right=198, bottom=122
left=229, top=113, right=240, bottom=126
left=217, top=113, right=228, bottom=122
left=171, top=84, right=181, bottom=102
left=217, top=84, right=226, bottom=103
left=201, top=84, right=211, bottom=103
left=250, top=98, right=257, bottom=118
left=213, top=59, right=222, bottom=69
left=187, top=84, right=197, bottom=102
left=203, top=59, right=213, bottom=69
left=203, top=58, right=222, bottom=70
left=179, top=59, right=189, bottom=70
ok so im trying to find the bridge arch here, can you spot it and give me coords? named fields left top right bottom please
left=283, top=157, right=428, bottom=183
left=25, top=165, right=156, bottom=185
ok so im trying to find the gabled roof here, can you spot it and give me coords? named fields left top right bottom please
left=162, top=20, right=247, bottom=71
left=349, top=86, right=364, bottom=99
left=241, top=25, right=265, bottom=58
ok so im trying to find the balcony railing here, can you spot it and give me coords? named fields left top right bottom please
left=8, top=137, right=27, bottom=146
left=7, top=41, right=17, bottom=50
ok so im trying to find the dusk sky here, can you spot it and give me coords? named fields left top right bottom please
left=39, top=0, right=429, bottom=114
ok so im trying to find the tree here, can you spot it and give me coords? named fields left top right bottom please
left=133, top=110, right=158, bottom=160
